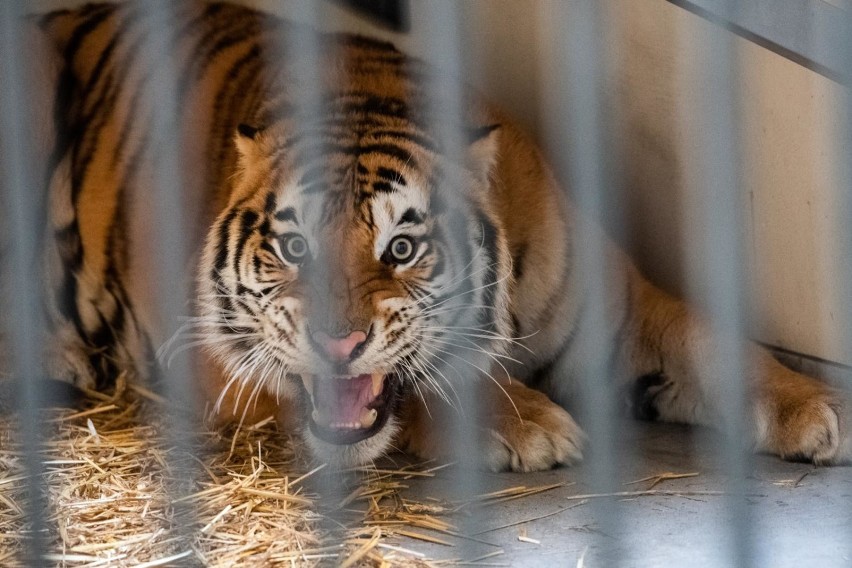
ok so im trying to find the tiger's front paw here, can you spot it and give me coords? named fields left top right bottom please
left=481, top=380, right=585, bottom=472
left=759, top=372, right=851, bottom=465
left=397, top=379, right=585, bottom=472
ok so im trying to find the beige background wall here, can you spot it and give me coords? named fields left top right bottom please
left=27, top=0, right=850, bottom=366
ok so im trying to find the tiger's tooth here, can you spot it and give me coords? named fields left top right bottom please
left=371, top=373, right=384, bottom=397
left=301, top=374, right=314, bottom=393
left=360, top=408, right=378, bottom=428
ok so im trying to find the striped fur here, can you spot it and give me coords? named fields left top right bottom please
left=25, top=2, right=849, bottom=470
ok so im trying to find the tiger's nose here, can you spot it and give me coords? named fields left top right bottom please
left=311, top=330, right=368, bottom=363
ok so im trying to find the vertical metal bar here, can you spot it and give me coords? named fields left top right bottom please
left=835, top=6, right=852, bottom=565
left=0, top=2, right=48, bottom=564
left=538, top=1, right=625, bottom=564
left=418, top=0, right=486, bottom=550
left=138, top=1, right=199, bottom=561
left=676, top=2, right=753, bottom=566
left=278, top=0, right=352, bottom=540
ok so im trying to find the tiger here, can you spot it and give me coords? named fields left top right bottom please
left=10, top=1, right=849, bottom=472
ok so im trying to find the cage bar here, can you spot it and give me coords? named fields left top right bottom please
left=835, top=3, right=852, bottom=563
left=136, top=1, right=201, bottom=561
left=274, top=0, right=353, bottom=536
left=0, top=2, right=50, bottom=565
left=675, top=1, right=754, bottom=565
left=416, top=0, right=489, bottom=551
left=537, top=1, right=628, bottom=564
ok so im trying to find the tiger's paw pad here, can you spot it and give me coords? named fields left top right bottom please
left=482, top=392, right=585, bottom=472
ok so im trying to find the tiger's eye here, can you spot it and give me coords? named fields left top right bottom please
left=387, top=235, right=416, bottom=264
left=280, top=234, right=308, bottom=264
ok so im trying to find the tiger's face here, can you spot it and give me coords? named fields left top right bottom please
left=198, top=117, right=510, bottom=466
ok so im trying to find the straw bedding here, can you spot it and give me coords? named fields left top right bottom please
left=0, top=384, right=447, bottom=567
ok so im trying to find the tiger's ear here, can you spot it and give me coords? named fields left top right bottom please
left=466, top=124, right=500, bottom=183
left=234, top=123, right=264, bottom=167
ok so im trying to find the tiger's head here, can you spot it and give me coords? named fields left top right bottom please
left=198, top=107, right=511, bottom=466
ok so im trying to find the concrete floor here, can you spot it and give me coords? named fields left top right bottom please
left=372, top=421, right=852, bottom=567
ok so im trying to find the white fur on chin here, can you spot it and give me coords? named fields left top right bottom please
left=303, top=415, right=399, bottom=468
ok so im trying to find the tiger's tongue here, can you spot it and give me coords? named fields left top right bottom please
left=309, top=374, right=382, bottom=426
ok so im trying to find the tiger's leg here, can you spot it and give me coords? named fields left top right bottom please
left=42, top=148, right=145, bottom=393
left=627, top=269, right=850, bottom=464
left=0, top=23, right=99, bottom=398
left=395, top=377, right=585, bottom=472
left=42, top=183, right=115, bottom=392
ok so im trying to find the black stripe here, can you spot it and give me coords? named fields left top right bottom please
left=476, top=213, right=500, bottom=333
left=372, top=181, right=394, bottom=193
left=57, top=232, right=86, bottom=337
left=358, top=143, right=416, bottom=168
left=71, top=7, right=165, bottom=199
left=175, top=3, right=252, bottom=111
left=232, top=210, right=259, bottom=277
left=75, top=5, right=153, bottom=187
left=264, top=192, right=277, bottom=214
left=371, top=130, right=437, bottom=155
left=213, top=209, right=240, bottom=274
left=274, top=207, right=297, bottom=223
left=344, top=94, right=409, bottom=120
left=281, top=309, right=296, bottom=331
left=60, top=6, right=123, bottom=197
left=376, top=166, right=407, bottom=186
left=87, top=317, right=120, bottom=389
left=258, top=219, right=271, bottom=237
left=235, top=282, right=262, bottom=299
left=61, top=4, right=114, bottom=59
left=512, top=242, right=528, bottom=282
left=207, top=37, right=264, bottom=188
left=400, top=208, right=424, bottom=225
left=113, top=8, right=216, bottom=173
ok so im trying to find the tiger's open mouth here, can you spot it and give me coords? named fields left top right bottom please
left=300, top=373, right=399, bottom=445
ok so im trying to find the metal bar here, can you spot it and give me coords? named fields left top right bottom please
left=0, top=2, right=49, bottom=564
left=137, top=2, right=200, bottom=561
left=417, top=1, right=487, bottom=549
left=676, top=1, right=754, bottom=565
left=667, top=0, right=850, bottom=85
left=834, top=3, right=852, bottom=563
left=276, top=0, right=355, bottom=540
left=538, top=1, right=626, bottom=564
